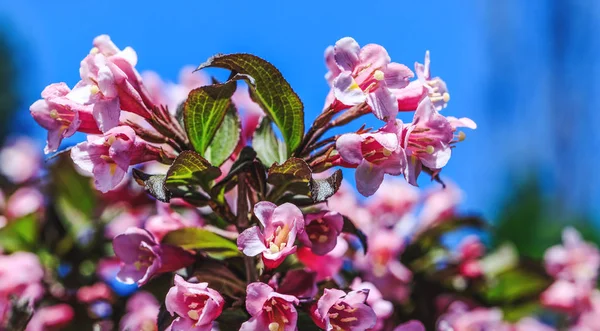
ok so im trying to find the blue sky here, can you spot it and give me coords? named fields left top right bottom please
left=4, top=0, right=595, bottom=221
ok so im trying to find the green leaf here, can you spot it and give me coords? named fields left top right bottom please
left=196, top=53, right=304, bottom=154
left=184, top=80, right=237, bottom=156
left=310, top=169, right=343, bottom=202
left=342, top=216, right=368, bottom=253
left=267, top=158, right=312, bottom=200
left=132, top=169, right=171, bottom=202
left=482, top=268, right=550, bottom=304
left=253, top=116, right=287, bottom=167
left=161, top=227, right=240, bottom=259
left=166, top=150, right=221, bottom=192
left=205, top=104, right=241, bottom=166
left=0, top=215, right=37, bottom=252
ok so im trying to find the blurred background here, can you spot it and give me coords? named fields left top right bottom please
left=1, top=0, right=599, bottom=257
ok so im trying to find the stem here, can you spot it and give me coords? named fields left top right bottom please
left=236, top=172, right=258, bottom=283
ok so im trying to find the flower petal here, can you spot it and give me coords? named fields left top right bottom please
left=366, top=87, right=398, bottom=122
left=384, top=63, right=414, bottom=89
left=336, top=133, right=364, bottom=165
left=245, top=282, right=273, bottom=316
left=237, top=226, right=266, bottom=257
left=333, top=37, right=360, bottom=71
left=253, top=201, right=276, bottom=227
left=355, top=160, right=385, bottom=197
left=333, top=71, right=367, bottom=106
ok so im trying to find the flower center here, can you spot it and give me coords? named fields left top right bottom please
left=266, top=224, right=291, bottom=253
left=183, top=293, right=209, bottom=322
left=307, top=218, right=331, bottom=244
left=328, top=301, right=360, bottom=330
left=263, top=298, right=292, bottom=331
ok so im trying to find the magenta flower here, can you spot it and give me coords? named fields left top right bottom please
left=240, top=282, right=299, bottom=331
left=0, top=252, right=45, bottom=322
left=351, top=279, right=393, bottom=331
left=71, top=126, right=161, bottom=193
left=328, top=37, right=413, bottom=122
left=392, top=50, right=450, bottom=112
left=540, top=279, right=592, bottom=313
left=112, top=227, right=194, bottom=286
left=544, top=227, right=600, bottom=283
left=311, top=288, right=376, bottom=331
left=0, top=138, right=41, bottom=184
left=335, top=120, right=406, bottom=196
left=437, top=302, right=505, bottom=331
left=5, top=187, right=44, bottom=220
left=237, top=202, right=304, bottom=269
left=165, top=275, right=224, bottom=331
left=297, top=238, right=348, bottom=281
left=29, top=82, right=101, bottom=153
left=25, top=304, right=74, bottom=331
left=298, top=210, right=343, bottom=255
left=120, top=291, right=159, bottom=331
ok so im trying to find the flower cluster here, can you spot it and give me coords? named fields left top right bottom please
left=0, top=33, right=588, bottom=331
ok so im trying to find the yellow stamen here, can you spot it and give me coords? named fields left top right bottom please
left=90, top=85, right=100, bottom=95
left=458, top=131, right=466, bottom=142
left=90, top=47, right=99, bottom=54
left=50, top=109, right=59, bottom=119
left=425, top=145, right=435, bottom=154
left=328, top=313, right=339, bottom=319
left=341, top=317, right=358, bottom=323
left=318, top=235, right=328, bottom=243
left=187, top=310, right=199, bottom=320
left=268, top=322, right=280, bottom=331
left=373, top=70, right=385, bottom=81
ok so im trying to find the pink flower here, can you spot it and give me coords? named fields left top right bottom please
left=366, top=179, right=420, bottom=224
left=351, top=279, right=393, bottom=331
left=328, top=37, right=413, bottom=121
left=5, top=187, right=44, bottom=220
left=297, top=237, right=348, bottom=281
left=298, top=210, right=343, bottom=255
left=25, top=304, right=74, bottom=331
left=76, top=282, right=113, bottom=304
left=392, top=50, right=450, bottom=112
left=394, top=321, right=425, bottom=331
left=104, top=206, right=151, bottom=239
left=311, top=288, right=376, bottom=331
left=240, top=282, right=299, bottom=331
left=540, top=279, right=592, bottom=313
left=71, top=126, right=161, bottom=193
left=0, top=252, right=44, bottom=321
left=112, top=227, right=194, bottom=286
left=544, top=227, right=600, bottom=283
left=68, top=35, right=152, bottom=130
left=418, top=183, right=462, bottom=231
left=0, top=138, right=41, bottom=184
left=237, top=202, right=304, bottom=269
left=29, top=82, right=101, bottom=153
left=335, top=120, right=406, bottom=196
left=145, top=202, right=204, bottom=241
left=142, top=65, right=209, bottom=114
left=437, top=302, right=505, bottom=331
left=165, top=275, right=224, bottom=331
left=120, top=291, right=160, bottom=331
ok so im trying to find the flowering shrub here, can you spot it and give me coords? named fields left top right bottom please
left=0, top=34, right=594, bottom=330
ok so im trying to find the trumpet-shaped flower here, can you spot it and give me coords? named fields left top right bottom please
left=29, top=83, right=101, bottom=153
left=112, top=227, right=194, bottom=286
left=298, top=210, right=343, bottom=255
left=237, top=202, right=304, bottom=269
left=165, top=275, right=224, bottom=331
left=335, top=120, right=406, bottom=196
left=71, top=126, right=161, bottom=193
left=311, top=288, right=376, bottom=331
left=392, top=50, right=450, bottom=111
left=240, top=282, right=299, bottom=331
left=544, top=227, right=600, bottom=283
left=328, top=37, right=413, bottom=122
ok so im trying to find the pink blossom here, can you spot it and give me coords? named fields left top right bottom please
left=120, top=291, right=160, bottom=331
left=112, top=227, right=194, bottom=286
left=29, top=82, right=101, bottom=153
left=511, top=317, right=555, bottom=331
left=366, top=179, right=420, bottom=224
left=335, top=120, right=406, bottom=196
left=394, top=321, right=425, bottom=331
left=298, top=210, right=343, bottom=255
left=0, top=138, right=41, bottom=184
left=165, top=275, right=224, bottom=331
left=351, top=278, right=393, bottom=331
left=76, top=282, right=113, bottom=304
left=392, top=50, right=450, bottom=112
left=71, top=126, right=162, bottom=193
left=544, top=227, right=600, bottom=283
left=237, top=202, right=304, bottom=269
left=142, top=66, right=209, bottom=114
left=418, top=183, right=462, bottom=231
left=456, top=235, right=485, bottom=278
left=311, top=288, right=376, bottom=331
left=0, top=252, right=44, bottom=322
left=437, top=302, right=505, bottom=331
left=328, top=37, right=413, bottom=121
left=5, top=187, right=44, bottom=220
left=297, top=237, right=348, bottom=281
left=104, top=206, right=151, bottom=239
left=145, top=202, right=204, bottom=241
left=540, top=279, right=593, bottom=313
left=25, top=304, right=74, bottom=331
left=240, top=282, right=299, bottom=331
left=68, top=35, right=152, bottom=130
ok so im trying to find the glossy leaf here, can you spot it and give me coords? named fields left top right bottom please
left=253, top=116, right=287, bottom=167
left=161, top=227, right=240, bottom=259
left=184, top=80, right=237, bottom=156
left=196, top=53, right=304, bottom=154
left=267, top=158, right=312, bottom=199
left=206, top=104, right=241, bottom=166
left=0, top=215, right=37, bottom=253
left=165, top=150, right=221, bottom=191
left=132, top=169, right=171, bottom=203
